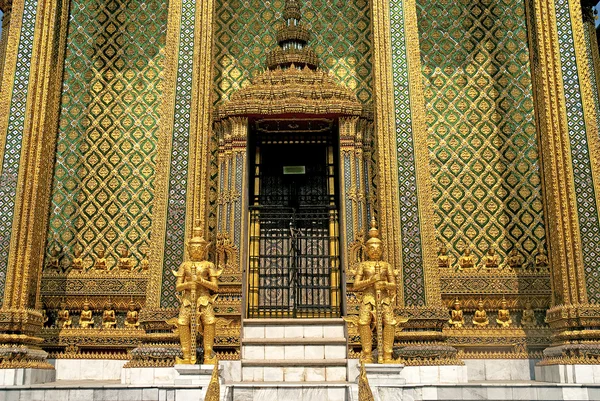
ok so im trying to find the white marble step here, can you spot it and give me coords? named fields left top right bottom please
left=231, top=380, right=351, bottom=399
left=243, top=318, right=346, bottom=340
left=242, top=343, right=347, bottom=360
left=242, top=364, right=348, bottom=382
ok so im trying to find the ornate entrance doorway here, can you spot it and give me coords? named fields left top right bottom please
left=247, top=122, right=341, bottom=318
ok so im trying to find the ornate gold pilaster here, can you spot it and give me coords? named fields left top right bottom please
left=0, top=0, right=69, bottom=369
left=369, top=0, right=454, bottom=364
left=214, top=116, right=247, bottom=285
left=187, top=0, right=216, bottom=235
left=339, top=116, right=373, bottom=267
left=370, top=0, right=404, bottom=305
left=528, top=0, right=600, bottom=364
left=134, top=0, right=218, bottom=367
left=145, top=0, right=182, bottom=311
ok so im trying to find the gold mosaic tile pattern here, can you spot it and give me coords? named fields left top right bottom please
left=416, top=0, right=547, bottom=266
left=46, top=0, right=167, bottom=269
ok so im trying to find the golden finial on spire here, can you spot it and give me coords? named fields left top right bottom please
left=366, top=217, right=382, bottom=246
left=189, top=219, right=207, bottom=245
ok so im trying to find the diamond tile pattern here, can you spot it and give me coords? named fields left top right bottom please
left=0, top=0, right=38, bottom=307
left=416, top=0, right=547, bottom=270
left=46, top=0, right=167, bottom=270
left=213, top=0, right=373, bottom=105
left=390, top=0, right=426, bottom=306
left=554, top=0, right=600, bottom=302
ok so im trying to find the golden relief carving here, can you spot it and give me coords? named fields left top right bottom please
left=79, top=302, right=94, bottom=329
left=472, top=299, right=489, bottom=327
left=496, top=297, right=512, bottom=328
left=102, top=302, right=117, bottom=329
left=521, top=299, right=536, bottom=328
left=57, top=302, right=71, bottom=329
left=125, top=300, right=140, bottom=329
left=448, top=298, right=464, bottom=328
left=457, top=247, right=475, bottom=271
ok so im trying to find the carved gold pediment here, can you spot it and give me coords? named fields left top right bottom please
left=215, top=66, right=367, bottom=120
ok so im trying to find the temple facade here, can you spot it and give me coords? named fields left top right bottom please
left=1, top=0, right=600, bottom=399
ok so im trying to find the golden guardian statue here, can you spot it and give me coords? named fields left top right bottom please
left=172, top=225, right=222, bottom=365
left=353, top=219, right=404, bottom=363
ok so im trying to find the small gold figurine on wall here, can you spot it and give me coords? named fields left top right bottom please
left=482, top=246, right=499, bottom=269
left=437, top=245, right=450, bottom=268
left=496, top=297, right=512, bottom=327
left=353, top=219, right=404, bottom=363
left=41, top=306, right=49, bottom=328
left=79, top=302, right=94, bottom=328
left=448, top=298, right=465, bottom=328
left=473, top=299, right=489, bottom=327
left=521, top=299, right=536, bottom=328
left=457, top=247, right=475, bottom=271
left=46, top=241, right=63, bottom=272
left=118, top=246, right=133, bottom=271
left=102, top=302, right=117, bottom=328
left=57, top=302, right=72, bottom=328
left=71, top=245, right=84, bottom=272
left=125, top=300, right=139, bottom=328
left=506, top=248, right=523, bottom=270
left=140, top=249, right=150, bottom=271
left=94, top=249, right=108, bottom=271
left=170, top=225, right=222, bottom=365
left=534, top=245, right=549, bottom=272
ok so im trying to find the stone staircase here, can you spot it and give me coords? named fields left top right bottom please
left=240, top=318, right=349, bottom=383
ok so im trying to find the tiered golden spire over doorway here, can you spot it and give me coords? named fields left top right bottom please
left=266, top=0, right=319, bottom=70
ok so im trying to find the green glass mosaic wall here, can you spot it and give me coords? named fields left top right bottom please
left=46, top=0, right=167, bottom=269
left=213, top=0, right=373, bottom=105
left=416, top=0, right=547, bottom=267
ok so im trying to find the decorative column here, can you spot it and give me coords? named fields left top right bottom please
left=339, top=117, right=374, bottom=264
left=0, top=0, right=70, bottom=382
left=371, top=0, right=457, bottom=365
left=529, top=0, right=600, bottom=382
left=214, top=116, right=246, bottom=300
left=130, top=0, right=218, bottom=369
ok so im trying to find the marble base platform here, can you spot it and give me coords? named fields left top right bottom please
left=536, top=364, right=600, bottom=384
left=0, top=368, right=55, bottom=385
left=2, top=381, right=600, bottom=400
left=363, top=363, right=405, bottom=387
left=51, top=359, right=125, bottom=381
left=466, top=359, right=538, bottom=381
left=121, top=366, right=177, bottom=384
left=174, top=364, right=218, bottom=386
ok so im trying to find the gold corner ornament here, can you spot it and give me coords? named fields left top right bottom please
left=204, top=362, right=220, bottom=401
left=358, top=362, right=375, bottom=401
